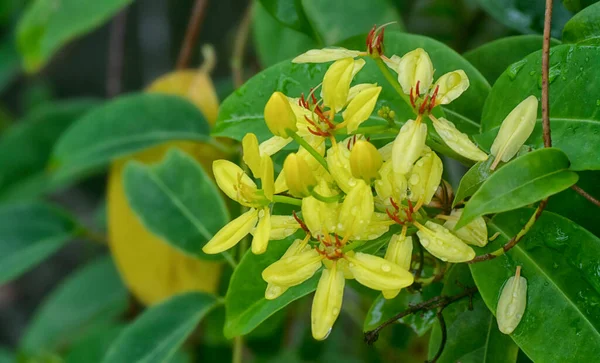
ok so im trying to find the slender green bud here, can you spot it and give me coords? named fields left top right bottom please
left=497, top=266, right=527, bottom=334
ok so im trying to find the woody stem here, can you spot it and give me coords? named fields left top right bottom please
left=373, top=57, right=414, bottom=116
left=287, top=129, right=330, bottom=172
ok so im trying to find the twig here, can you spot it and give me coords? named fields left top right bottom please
left=232, top=336, right=244, bottom=363
left=364, top=287, right=477, bottom=344
left=232, top=3, right=253, bottom=88
left=176, top=0, right=209, bottom=70
left=427, top=311, right=447, bottom=363
left=571, top=184, right=600, bottom=207
left=541, top=0, right=553, bottom=147
left=106, top=10, right=127, bottom=97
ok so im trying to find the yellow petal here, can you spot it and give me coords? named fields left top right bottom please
left=338, top=180, right=374, bottom=239
left=292, top=48, right=362, bottom=63
left=490, top=96, right=538, bottom=165
left=260, top=155, right=274, bottom=201
left=251, top=208, right=271, bottom=254
left=274, top=172, right=288, bottom=194
left=302, top=180, right=340, bottom=237
left=432, top=117, right=488, bottom=162
left=443, top=209, right=488, bottom=247
left=375, top=160, right=407, bottom=206
left=396, top=48, right=434, bottom=95
left=268, top=215, right=300, bottom=240
left=326, top=143, right=358, bottom=194
left=242, top=133, right=262, bottom=178
left=342, top=86, right=382, bottom=133
left=347, top=83, right=378, bottom=104
left=213, top=160, right=256, bottom=204
left=392, top=119, right=428, bottom=175
left=384, top=235, right=413, bottom=271
left=408, top=151, right=443, bottom=205
left=322, top=58, right=355, bottom=113
left=378, top=142, right=393, bottom=161
left=264, top=238, right=312, bottom=300
left=265, top=283, right=289, bottom=300
left=264, top=92, right=297, bottom=137
left=346, top=252, right=414, bottom=291
left=262, top=248, right=322, bottom=286
left=311, top=264, right=345, bottom=340
left=416, top=221, right=475, bottom=262
left=259, top=136, right=293, bottom=156
left=432, top=70, right=469, bottom=105
left=202, top=209, right=258, bottom=254
left=350, top=212, right=392, bottom=241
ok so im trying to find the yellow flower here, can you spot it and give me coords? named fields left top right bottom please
left=262, top=245, right=323, bottom=286
left=392, top=119, right=428, bottom=175
left=430, top=116, right=488, bottom=162
left=292, top=48, right=364, bottom=63
left=264, top=239, right=316, bottom=299
left=497, top=266, right=527, bottom=334
left=346, top=252, right=414, bottom=291
left=337, top=180, right=374, bottom=239
left=322, top=58, right=365, bottom=113
left=311, top=262, right=345, bottom=340
left=385, top=48, right=434, bottom=95
left=264, top=91, right=298, bottom=138
left=340, top=86, right=382, bottom=133
left=350, top=140, right=383, bottom=182
left=442, top=209, right=488, bottom=247
left=415, top=221, right=475, bottom=262
left=490, top=95, right=538, bottom=169
left=374, top=160, right=407, bottom=207
left=407, top=151, right=443, bottom=207
left=283, top=152, right=318, bottom=197
left=383, top=233, right=413, bottom=299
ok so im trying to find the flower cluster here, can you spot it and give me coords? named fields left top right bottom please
left=202, top=29, right=539, bottom=340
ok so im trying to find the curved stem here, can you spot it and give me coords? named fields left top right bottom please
left=273, top=195, right=303, bottom=206
left=221, top=251, right=238, bottom=269
left=310, top=189, right=343, bottom=203
left=287, top=129, right=329, bottom=172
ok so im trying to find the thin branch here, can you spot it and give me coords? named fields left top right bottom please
left=232, top=3, right=253, bottom=88
left=106, top=10, right=127, bottom=97
left=427, top=311, right=447, bottom=363
left=541, top=0, right=553, bottom=147
left=571, top=184, right=600, bottom=207
left=176, top=0, right=209, bottom=70
left=364, top=287, right=477, bottom=344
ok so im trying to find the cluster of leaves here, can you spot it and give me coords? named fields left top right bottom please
left=0, top=0, right=600, bottom=362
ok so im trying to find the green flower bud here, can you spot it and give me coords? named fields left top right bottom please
left=497, top=266, right=527, bottom=334
left=350, top=140, right=383, bottom=182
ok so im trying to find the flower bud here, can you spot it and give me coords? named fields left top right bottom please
left=302, top=181, right=340, bottom=238
left=431, top=70, right=469, bottom=105
left=408, top=151, right=443, bottom=205
left=338, top=180, right=374, bottom=239
left=497, top=266, right=527, bottom=334
left=264, top=91, right=297, bottom=137
left=432, top=117, right=488, bottom=161
left=312, top=263, right=345, bottom=340
left=383, top=234, right=414, bottom=299
left=342, top=86, right=382, bottom=133
left=326, top=143, right=358, bottom=193
left=416, top=221, right=475, bottom=262
left=322, top=58, right=356, bottom=113
left=396, top=48, right=434, bottom=95
left=392, top=119, right=428, bottom=175
left=490, top=96, right=538, bottom=169
left=292, top=48, right=362, bottom=63
left=350, top=140, right=383, bottom=182
left=346, top=252, right=414, bottom=291
left=262, top=247, right=322, bottom=286
left=283, top=153, right=318, bottom=197
left=443, top=209, right=488, bottom=247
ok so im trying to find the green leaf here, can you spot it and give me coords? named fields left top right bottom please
left=0, top=34, right=20, bottom=94
left=476, top=0, right=572, bottom=38
left=16, top=0, right=134, bottom=72
left=0, top=99, right=99, bottom=200
left=0, top=202, right=80, bottom=284
left=253, top=1, right=318, bottom=67
left=21, top=256, right=128, bottom=353
left=563, top=0, right=599, bottom=13
left=364, top=283, right=442, bottom=336
left=479, top=45, right=600, bottom=171
left=51, top=93, right=211, bottom=183
left=428, top=265, right=519, bottom=363
left=563, top=2, right=600, bottom=43
left=0, top=347, right=14, bottom=363
left=123, top=148, right=229, bottom=261
left=224, top=236, right=319, bottom=338
left=258, top=0, right=313, bottom=36
left=470, top=209, right=600, bottom=362
left=65, top=325, right=125, bottom=363
left=452, top=157, right=495, bottom=207
left=464, top=35, right=561, bottom=84
left=102, top=292, right=219, bottom=363
left=300, top=0, right=403, bottom=46
left=215, top=31, right=489, bottom=143
left=456, top=148, right=578, bottom=229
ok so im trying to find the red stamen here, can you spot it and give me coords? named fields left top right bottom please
left=293, top=211, right=310, bottom=234
left=415, top=81, right=421, bottom=97
left=310, top=89, right=318, bottom=105
left=347, top=138, right=352, bottom=149
left=390, top=197, right=399, bottom=211
left=386, top=208, right=404, bottom=225
left=334, top=234, right=341, bottom=247
left=409, top=87, right=415, bottom=108
left=419, top=95, right=430, bottom=115
left=429, top=85, right=440, bottom=111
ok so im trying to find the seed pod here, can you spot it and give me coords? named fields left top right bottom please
left=497, top=266, right=527, bottom=334
left=350, top=140, right=383, bottom=182
left=392, top=119, right=428, bottom=175
left=408, top=151, right=443, bottom=205
left=264, top=91, right=297, bottom=137
left=283, top=153, right=318, bottom=197
left=443, top=209, right=488, bottom=247
left=416, top=221, right=475, bottom=263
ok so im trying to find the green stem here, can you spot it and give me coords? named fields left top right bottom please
left=232, top=336, right=243, bottom=363
left=273, top=195, right=303, bottom=206
left=287, top=129, right=329, bottom=172
left=373, top=57, right=415, bottom=115
left=310, top=189, right=343, bottom=203
left=221, top=251, right=238, bottom=269
left=351, top=124, right=397, bottom=135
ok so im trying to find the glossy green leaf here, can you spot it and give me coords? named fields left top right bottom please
left=428, top=265, right=519, bottom=363
left=123, top=148, right=229, bottom=260
left=563, top=2, right=600, bottom=43
left=16, top=0, right=134, bottom=72
left=464, top=35, right=560, bottom=84
left=452, top=157, right=495, bottom=207
left=51, top=93, right=211, bottom=183
left=65, top=325, right=125, bottom=363
left=253, top=2, right=317, bottom=67
left=479, top=45, right=600, bottom=171
left=470, top=209, right=600, bottom=362
left=0, top=202, right=80, bottom=285
left=102, top=292, right=219, bottom=363
left=563, top=0, right=599, bottom=13
left=0, top=99, right=98, bottom=200
left=364, top=283, right=442, bottom=336
left=215, top=31, right=489, bottom=143
left=224, top=236, right=320, bottom=338
left=476, top=0, right=572, bottom=38
left=456, top=148, right=578, bottom=229
left=21, top=257, right=128, bottom=353
left=258, top=0, right=313, bottom=36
